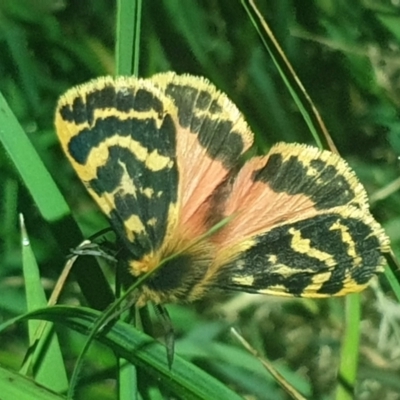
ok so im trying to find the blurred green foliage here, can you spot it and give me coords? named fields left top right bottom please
left=1, top=0, right=400, bottom=399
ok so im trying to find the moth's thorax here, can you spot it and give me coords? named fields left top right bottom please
left=128, top=238, right=217, bottom=305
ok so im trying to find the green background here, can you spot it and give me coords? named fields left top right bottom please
left=0, top=0, right=399, bottom=399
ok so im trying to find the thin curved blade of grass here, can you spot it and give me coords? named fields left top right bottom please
left=241, top=0, right=335, bottom=152
left=19, top=214, right=68, bottom=393
left=231, top=328, right=307, bottom=400
left=18, top=306, right=245, bottom=400
left=0, top=364, right=65, bottom=400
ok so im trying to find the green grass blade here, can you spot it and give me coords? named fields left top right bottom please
left=241, top=0, right=332, bottom=151
left=0, top=364, right=66, bottom=400
left=0, top=92, right=69, bottom=222
left=115, top=0, right=143, bottom=397
left=19, top=214, right=68, bottom=393
left=23, top=306, right=245, bottom=400
left=385, top=253, right=400, bottom=303
left=116, top=0, right=142, bottom=76
left=335, top=294, right=361, bottom=400
left=118, top=359, right=138, bottom=400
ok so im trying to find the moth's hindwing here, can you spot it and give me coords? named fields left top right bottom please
left=211, top=143, right=390, bottom=297
left=215, top=207, right=388, bottom=297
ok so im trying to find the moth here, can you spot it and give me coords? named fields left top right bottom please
left=55, top=72, right=390, bottom=306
